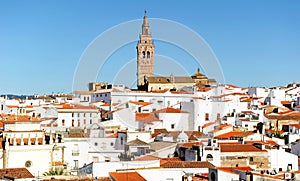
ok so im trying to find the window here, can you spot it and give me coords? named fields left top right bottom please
left=78, top=113, right=80, bottom=117
left=62, top=119, right=65, bottom=126
left=78, top=120, right=80, bottom=127
left=250, top=157, right=253, bottom=162
left=110, top=142, right=114, bottom=146
left=94, top=142, right=98, bottom=146
left=92, top=157, right=99, bottom=162
left=72, top=119, right=74, bottom=127
left=25, top=160, right=32, bottom=168
left=205, top=113, right=209, bottom=121
left=74, top=160, right=79, bottom=169
left=171, top=124, right=175, bottom=129
left=121, top=137, right=124, bottom=145
left=142, top=51, right=145, bottom=58
left=147, top=51, right=150, bottom=58
left=206, top=154, right=213, bottom=161
left=245, top=124, right=248, bottom=127
left=72, top=113, right=74, bottom=117
left=84, top=119, right=86, bottom=125
left=90, top=119, right=92, bottom=124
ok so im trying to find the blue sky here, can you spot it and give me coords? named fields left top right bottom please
left=0, top=1, right=299, bottom=94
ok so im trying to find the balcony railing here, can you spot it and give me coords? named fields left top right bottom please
left=72, top=150, right=80, bottom=156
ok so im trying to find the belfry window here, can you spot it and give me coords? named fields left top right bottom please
left=142, top=51, right=145, bottom=58
left=147, top=51, right=150, bottom=58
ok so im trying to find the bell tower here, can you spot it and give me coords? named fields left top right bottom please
left=137, top=10, right=154, bottom=90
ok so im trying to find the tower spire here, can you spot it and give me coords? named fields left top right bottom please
left=142, top=10, right=149, bottom=34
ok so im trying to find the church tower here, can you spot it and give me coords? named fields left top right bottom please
left=137, top=11, right=155, bottom=90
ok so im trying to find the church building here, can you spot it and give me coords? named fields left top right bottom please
left=136, top=12, right=215, bottom=91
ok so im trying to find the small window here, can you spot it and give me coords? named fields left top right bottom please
left=62, top=119, right=65, bottom=126
left=142, top=51, right=145, bottom=58
left=205, top=113, right=209, bottom=121
left=94, top=142, right=98, bottom=146
left=171, top=124, right=175, bottom=129
left=110, top=142, right=114, bottom=146
left=147, top=51, right=150, bottom=58
left=25, top=160, right=32, bottom=168
left=250, top=157, right=253, bottom=162
left=245, top=124, right=248, bottom=127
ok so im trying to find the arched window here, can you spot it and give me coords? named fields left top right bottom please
left=147, top=51, right=150, bottom=58
left=206, top=154, right=213, bottom=161
left=142, top=51, right=145, bottom=58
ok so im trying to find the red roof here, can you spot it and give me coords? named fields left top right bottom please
left=290, top=124, right=300, bottom=129
left=202, top=122, right=215, bottom=129
left=214, top=131, right=255, bottom=139
left=136, top=112, right=161, bottom=123
left=220, top=144, right=267, bottom=152
left=109, top=171, right=146, bottom=181
left=281, top=101, right=292, bottom=105
left=155, top=107, right=188, bottom=113
left=0, top=168, right=34, bottom=179
left=129, top=101, right=151, bottom=107
left=217, top=166, right=253, bottom=174
left=161, top=161, right=215, bottom=168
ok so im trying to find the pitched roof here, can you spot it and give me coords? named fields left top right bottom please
left=0, top=168, right=34, bottom=179
left=109, top=171, right=146, bottom=181
left=134, top=155, right=160, bottom=161
left=126, top=138, right=149, bottom=146
left=160, top=161, right=215, bottom=169
left=147, top=76, right=194, bottom=84
left=149, top=141, right=176, bottom=151
left=217, top=166, right=253, bottom=174
left=136, top=112, right=161, bottom=123
left=155, top=107, right=188, bottom=113
left=129, top=101, right=151, bottom=107
left=290, top=124, right=300, bottom=129
left=214, top=131, right=255, bottom=139
left=220, top=144, right=267, bottom=152
left=2, top=115, right=41, bottom=123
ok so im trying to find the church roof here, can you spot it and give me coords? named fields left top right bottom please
left=147, top=76, right=194, bottom=84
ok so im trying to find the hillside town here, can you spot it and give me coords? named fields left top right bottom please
left=1, top=13, right=300, bottom=181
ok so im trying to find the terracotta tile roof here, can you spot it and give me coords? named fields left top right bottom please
left=290, top=124, right=300, bottom=129
left=126, top=138, right=149, bottom=146
left=136, top=112, right=161, bottom=123
left=166, top=131, right=205, bottom=141
left=129, top=101, right=151, bottom=107
left=160, top=161, right=215, bottom=169
left=6, top=105, right=19, bottom=108
left=149, top=142, right=176, bottom=151
left=220, top=144, right=267, bottom=152
left=160, top=157, right=182, bottom=165
left=134, top=155, right=160, bottom=161
left=281, top=101, right=292, bottom=105
left=154, top=128, right=169, bottom=134
left=155, top=107, right=188, bottom=113
left=217, top=166, right=253, bottom=174
left=245, top=140, right=279, bottom=147
left=0, top=168, right=34, bottom=179
left=2, top=115, right=41, bottom=123
left=226, top=84, right=239, bottom=88
left=109, top=171, right=146, bottom=181
left=265, top=111, right=300, bottom=120
left=202, top=122, right=215, bottom=128
left=178, top=141, right=203, bottom=149
left=214, top=131, right=255, bottom=139
left=106, top=132, right=118, bottom=138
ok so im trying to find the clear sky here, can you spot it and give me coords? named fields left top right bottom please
left=0, top=1, right=299, bottom=95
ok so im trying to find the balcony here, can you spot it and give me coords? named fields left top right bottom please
left=72, top=150, right=80, bottom=156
